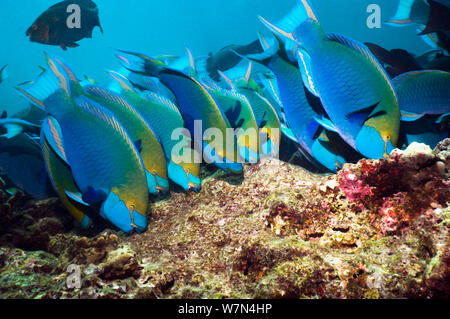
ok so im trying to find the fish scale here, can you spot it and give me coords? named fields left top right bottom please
left=82, top=84, right=169, bottom=194
left=311, top=42, right=393, bottom=148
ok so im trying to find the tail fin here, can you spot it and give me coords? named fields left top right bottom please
left=16, top=52, right=71, bottom=114
left=116, top=49, right=165, bottom=76
left=385, top=0, right=416, bottom=26
left=235, top=32, right=280, bottom=66
left=276, top=0, right=318, bottom=32
left=49, top=54, right=84, bottom=96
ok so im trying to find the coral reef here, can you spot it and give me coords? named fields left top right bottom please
left=0, top=140, right=449, bottom=299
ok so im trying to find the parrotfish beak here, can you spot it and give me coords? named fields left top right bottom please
left=168, top=161, right=201, bottom=192
left=355, top=126, right=396, bottom=159
left=146, top=171, right=169, bottom=195
left=100, top=192, right=148, bottom=234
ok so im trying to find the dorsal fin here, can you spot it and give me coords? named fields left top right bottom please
left=186, top=46, right=197, bottom=74
left=244, top=61, right=252, bottom=84
left=107, top=70, right=135, bottom=94
left=218, top=70, right=236, bottom=91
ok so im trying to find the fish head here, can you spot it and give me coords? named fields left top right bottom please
left=356, top=115, right=399, bottom=159
left=26, top=23, right=48, bottom=43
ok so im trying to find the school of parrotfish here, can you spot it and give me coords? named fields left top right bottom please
left=0, top=0, right=449, bottom=234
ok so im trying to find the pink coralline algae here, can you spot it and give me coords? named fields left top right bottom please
left=338, top=142, right=450, bottom=234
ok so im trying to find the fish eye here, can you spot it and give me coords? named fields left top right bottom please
left=32, top=25, right=38, bottom=30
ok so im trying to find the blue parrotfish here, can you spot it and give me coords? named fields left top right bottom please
left=16, top=52, right=149, bottom=234
left=41, top=116, right=91, bottom=228
left=392, top=70, right=450, bottom=122
left=108, top=70, right=202, bottom=191
left=400, top=114, right=448, bottom=149
left=387, top=0, right=450, bottom=35
left=0, top=117, right=41, bottom=139
left=52, top=55, right=169, bottom=194
left=259, top=0, right=400, bottom=159
left=218, top=63, right=281, bottom=158
left=202, top=79, right=260, bottom=164
left=244, top=32, right=361, bottom=171
left=0, top=133, right=53, bottom=199
left=117, top=50, right=243, bottom=174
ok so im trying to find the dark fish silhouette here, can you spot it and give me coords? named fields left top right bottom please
left=0, top=133, right=53, bottom=199
left=388, top=0, right=450, bottom=35
left=365, top=42, right=423, bottom=78
left=206, top=40, right=263, bottom=80
left=26, top=0, right=103, bottom=50
left=419, top=0, right=450, bottom=35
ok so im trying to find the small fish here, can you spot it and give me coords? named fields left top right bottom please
left=0, top=133, right=53, bottom=199
left=117, top=50, right=243, bottom=174
left=16, top=53, right=149, bottom=234
left=108, top=70, right=201, bottom=191
left=26, top=0, right=103, bottom=50
left=206, top=40, right=264, bottom=81
left=0, top=65, right=7, bottom=84
left=259, top=0, right=400, bottom=159
left=41, top=116, right=91, bottom=228
left=392, top=70, right=450, bottom=121
left=387, top=0, right=450, bottom=35
left=365, top=42, right=423, bottom=77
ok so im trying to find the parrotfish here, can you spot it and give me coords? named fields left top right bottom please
left=218, top=63, right=281, bottom=158
left=117, top=50, right=243, bottom=174
left=244, top=33, right=361, bottom=171
left=387, top=0, right=450, bottom=35
left=259, top=0, right=400, bottom=159
left=59, top=56, right=169, bottom=194
left=0, top=117, right=41, bottom=139
left=41, top=116, right=91, bottom=228
left=206, top=40, right=264, bottom=81
left=79, top=85, right=169, bottom=194
left=0, top=133, right=53, bottom=199
left=202, top=80, right=260, bottom=164
left=9, top=103, right=48, bottom=126
left=16, top=53, right=149, bottom=234
left=108, top=70, right=201, bottom=191
left=392, top=70, right=450, bottom=122
left=400, top=114, right=448, bottom=149
left=50, top=56, right=169, bottom=194
left=26, top=0, right=103, bottom=50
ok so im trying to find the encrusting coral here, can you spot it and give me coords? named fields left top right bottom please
left=0, top=140, right=449, bottom=298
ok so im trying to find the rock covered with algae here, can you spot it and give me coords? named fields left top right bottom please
left=0, top=140, right=449, bottom=299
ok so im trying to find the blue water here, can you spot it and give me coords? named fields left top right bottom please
left=0, top=0, right=429, bottom=115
